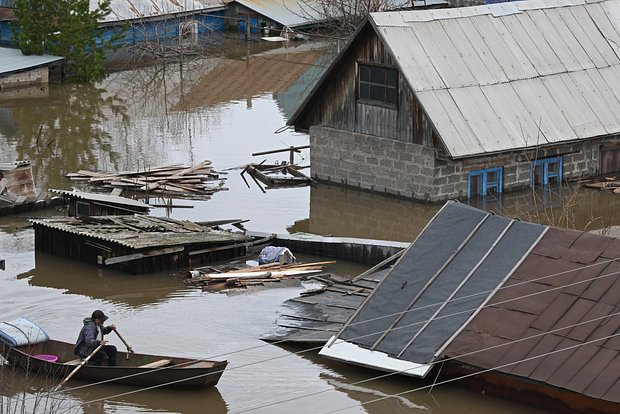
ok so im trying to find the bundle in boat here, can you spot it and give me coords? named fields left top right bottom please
left=66, top=161, right=226, bottom=199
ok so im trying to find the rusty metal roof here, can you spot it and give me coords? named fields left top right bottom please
left=29, top=215, right=252, bottom=249
left=443, top=227, right=620, bottom=404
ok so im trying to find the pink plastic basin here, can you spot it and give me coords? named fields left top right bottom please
left=33, top=354, right=58, bottom=363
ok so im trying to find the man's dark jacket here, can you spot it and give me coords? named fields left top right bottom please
left=74, top=317, right=112, bottom=357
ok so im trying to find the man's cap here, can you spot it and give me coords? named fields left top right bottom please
left=91, top=310, right=108, bottom=322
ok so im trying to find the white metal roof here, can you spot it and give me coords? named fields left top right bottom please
left=93, top=0, right=225, bottom=23
left=0, top=48, right=63, bottom=76
left=369, top=0, right=620, bottom=158
left=231, top=0, right=326, bottom=28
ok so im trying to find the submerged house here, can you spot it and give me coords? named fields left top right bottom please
left=224, top=0, right=326, bottom=39
left=288, top=0, right=620, bottom=202
left=0, top=47, right=63, bottom=89
left=320, top=200, right=620, bottom=413
left=0, top=0, right=227, bottom=47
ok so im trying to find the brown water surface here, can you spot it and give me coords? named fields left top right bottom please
left=1, top=39, right=619, bottom=414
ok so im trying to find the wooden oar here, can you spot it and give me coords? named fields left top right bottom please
left=53, top=343, right=103, bottom=391
left=114, top=329, right=134, bottom=359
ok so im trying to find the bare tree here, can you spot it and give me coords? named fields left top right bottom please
left=293, top=0, right=414, bottom=41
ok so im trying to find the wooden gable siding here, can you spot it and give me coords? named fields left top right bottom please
left=299, top=26, right=433, bottom=146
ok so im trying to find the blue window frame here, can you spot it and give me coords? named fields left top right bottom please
left=468, top=167, right=503, bottom=198
left=531, top=156, right=562, bottom=188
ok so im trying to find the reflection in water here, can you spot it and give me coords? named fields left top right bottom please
left=0, top=365, right=227, bottom=414
left=1, top=83, right=128, bottom=193
left=18, top=251, right=190, bottom=308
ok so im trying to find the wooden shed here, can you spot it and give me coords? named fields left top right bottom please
left=51, top=189, right=150, bottom=217
left=29, top=215, right=269, bottom=274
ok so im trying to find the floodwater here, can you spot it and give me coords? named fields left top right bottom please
left=1, top=38, right=620, bottom=414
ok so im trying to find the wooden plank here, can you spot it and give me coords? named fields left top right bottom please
left=104, top=246, right=185, bottom=266
left=139, top=359, right=172, bottom=368
left=0, top=178, right=7, bottom=194
left=188, top=235, right=274, bottom=256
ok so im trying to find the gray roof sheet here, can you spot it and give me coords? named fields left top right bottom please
left=231, top=0, right=325, bottom=28
left=321, top=201, right=547, bottom=375
left=368, top=0, right=620, bottom=158
left=50, top=189, right=150, bottom=210
left=92, top=0, right=225, bottom=23
left=0, top=48, right=63, bottom=76
left=29, top=215, right=251, bottom=249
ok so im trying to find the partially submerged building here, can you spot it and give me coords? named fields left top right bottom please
left=288, top=0, right=620, bottom=202
left=320, top=200, right=620, bottom=413
left=0, top=47, right=63, bottom=89
left=0, top=0, right=227, bottom=47
left=224, top=0, right=326, bottom=40
left=29, top=215, right=260, bottom=273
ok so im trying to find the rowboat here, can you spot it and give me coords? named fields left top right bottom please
left=0, top=339, right=227, bottom=389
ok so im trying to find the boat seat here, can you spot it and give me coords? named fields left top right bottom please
left=139, top=359, right=172, bottom=368
left=65, top=358, right=82, bottom=365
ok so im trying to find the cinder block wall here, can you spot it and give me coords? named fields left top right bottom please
left=310, top=126, right=616, bottom=202
left=310, top=126, right=437, bottom=200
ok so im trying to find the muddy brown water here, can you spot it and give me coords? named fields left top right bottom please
left=1, top=40, right=620, bottom=413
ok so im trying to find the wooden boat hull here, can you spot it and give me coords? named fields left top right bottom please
left=0, top=339, right=227, bottom=389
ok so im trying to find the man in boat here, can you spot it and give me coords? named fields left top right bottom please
left=74, top=310, right=117, bottom=366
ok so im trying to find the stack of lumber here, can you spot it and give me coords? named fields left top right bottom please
left=584, top=177, right=620, bottom=193
left=185, top=261, right=335, bottom=288
left=66, top=161, right=226, bottom=199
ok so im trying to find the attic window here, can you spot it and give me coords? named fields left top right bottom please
left=358, top=63, right=398, bottom=106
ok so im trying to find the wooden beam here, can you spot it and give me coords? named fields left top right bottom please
left=188, top=235, right=274, bottom=256
left=251, top=145, right=310, bottom=156
left=104, top=246, right=185, bottom=266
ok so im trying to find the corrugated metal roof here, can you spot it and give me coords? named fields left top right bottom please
left=0, top=48, right=63, bottom=76
left=29, top=215, right=251, bottom=249
left=444, top=227, right=620, bottom=404
left=231, top=0, right=325, bottom=28
left=93, top=0, right=225, bottom=23
left=366, top=0, right=620, bottom=157
left=50, top=189, right=151, bottom=210
left=0, top=160, right=31, bottom=170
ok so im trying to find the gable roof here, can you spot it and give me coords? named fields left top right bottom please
left=290, top=0, right=620, bottom=159
left=91, top=0, right=225, bottom=23
left=231, top=0, right=326, bottom=28
left=319, top=200, right=620, bottom=405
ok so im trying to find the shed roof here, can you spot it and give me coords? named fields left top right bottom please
left=319, top=200, right=620, bottom=405
left=50, top=189, right=151, bottom=210
left=290, top=0, right=620, bottom=158
left=93, top=0, right=225, bottom=23
left=0, top=48, right=63, bottom=76
left=29, top=215, right=251, bottom=249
